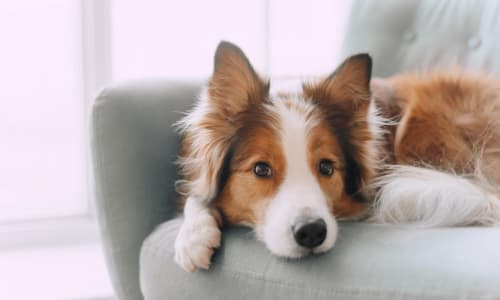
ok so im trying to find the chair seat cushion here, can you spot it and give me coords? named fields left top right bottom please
left=140, top=219, right=500, bottom=300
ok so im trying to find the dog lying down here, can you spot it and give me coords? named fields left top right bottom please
left=173, top=41, right=500, bottom=272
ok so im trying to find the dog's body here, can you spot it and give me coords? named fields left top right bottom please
left=173, top=41, right=500, bottom=272
left=370, top=72, right=500, bottom=226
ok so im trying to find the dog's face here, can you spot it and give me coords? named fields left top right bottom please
left=216, top=97, right=347, bottom=256
left=179, top=42, right=376, bottom=258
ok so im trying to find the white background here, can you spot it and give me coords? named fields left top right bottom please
left=0, top=1, right=88, bottom=222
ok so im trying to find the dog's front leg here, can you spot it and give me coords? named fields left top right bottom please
left=174, top=197, right=222, bottom=272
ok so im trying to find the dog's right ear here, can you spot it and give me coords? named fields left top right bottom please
left=176, top=41, right=268, bottom=205
left=207, top=41, right=269, bottom=116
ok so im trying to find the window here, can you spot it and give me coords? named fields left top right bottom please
left=268, top=0, right=351, bottom=78
left=111, top=0, right=351, bottom=80
left=111, top=0, right=269, bottom=80
left=0, top=0, right=88, bottom=222
left=0, top=2, right=114, bottom=299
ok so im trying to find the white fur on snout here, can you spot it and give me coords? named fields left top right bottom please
left=258, top=183, right=338, bottom=257
left=257, top=100, right=338, bottom=257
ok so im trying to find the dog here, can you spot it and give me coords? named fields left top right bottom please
left=173, top=41, right=500, bottom=272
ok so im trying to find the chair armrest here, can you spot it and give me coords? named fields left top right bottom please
left=90, top=79, right=201, bottom=300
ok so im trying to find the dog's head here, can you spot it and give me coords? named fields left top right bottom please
left=178, top=41, right=378, bottom=257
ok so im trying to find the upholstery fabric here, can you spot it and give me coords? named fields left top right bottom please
left=341, top=0, right=500, bottom=77
left=91, top=79, right=201, bottom=300
left=141, top=220, right=500, bottom=300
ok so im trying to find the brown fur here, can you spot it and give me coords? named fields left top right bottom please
left=177, top=42, right=269, bottom=206
left=374, top=71, right=500, bottom=186
left=303, top=54, right=378, bottom=204
left=307, top=122, right=368, bottom=218
left=215, top=94, right=368, bottom=225
left=178, top=46, right=377, bottom=224
left=175, top=42, right=500, bottom=272
left=215, top=118, right=284, bottom=224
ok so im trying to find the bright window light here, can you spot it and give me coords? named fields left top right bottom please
left=111, top=0, right=350, bottom=81
left=269, top=0, right=351, bottom=77
left=0, top=0, right=88, bottom=222
left=111, top=0, right=268, bottom=81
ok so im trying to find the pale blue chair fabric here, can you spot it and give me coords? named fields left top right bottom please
left=341, top=0, right=500, bottom=76
left=91, top=1, right=500, bottom=299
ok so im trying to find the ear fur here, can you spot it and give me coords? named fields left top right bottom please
left=176, top=41, right=268, bottom=204
left=304, top=53, right=372, bottom=115
left=304, top=54, right=376, bottom=199
left=208, top=41, right=269, bottom=117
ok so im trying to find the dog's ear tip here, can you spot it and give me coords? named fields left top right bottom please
left=213, top=40, right=250, bottom=72
left=217, top=40, right=238, bottom=50
left=347, top=53, right=372, bottom=71
left=348, top=53, right=371, bottom=62
left=354, top=53, right=372, bottom=60
left=214, top=41, right=244, bottom=58
left=350, top=52, right=369, bottom=57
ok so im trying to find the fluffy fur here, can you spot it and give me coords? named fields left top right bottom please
left=369, top=71, right=500, bottom=227
left=370, top=165, right=500, bottom=226
left=173, top=41, right=500, bottom=272
left=174, top=42, right=374, bottom=271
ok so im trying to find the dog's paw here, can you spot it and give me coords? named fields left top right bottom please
left=174, top=213, right=221, bottom=272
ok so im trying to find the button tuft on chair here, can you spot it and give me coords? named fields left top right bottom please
left=403, top=31, right=416, bottom=42
left=467, top=36, right=481, bottom=49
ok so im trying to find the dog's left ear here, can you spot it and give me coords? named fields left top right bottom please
left=177, top=41, right=269, bottom=205
left=208, top=41, right=269, bottom=116
left=304, top=54, right=375, bottom=199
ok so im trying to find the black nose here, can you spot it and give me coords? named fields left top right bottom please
left=293, top=218, right=327, bottom=248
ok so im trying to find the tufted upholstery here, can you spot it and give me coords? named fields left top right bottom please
left=91, top=1, right=500, bottom=299
left=341, top=0, right=500, bottom=77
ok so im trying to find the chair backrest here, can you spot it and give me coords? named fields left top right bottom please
left=341, top=0, right=500, bottom=77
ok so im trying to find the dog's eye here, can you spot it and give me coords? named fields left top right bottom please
left=254, top=162, right=272, bottom=178
left=318, top=160, right=334, bottom=177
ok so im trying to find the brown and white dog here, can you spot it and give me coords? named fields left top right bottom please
left=173, top=41, right=500, bottom=272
